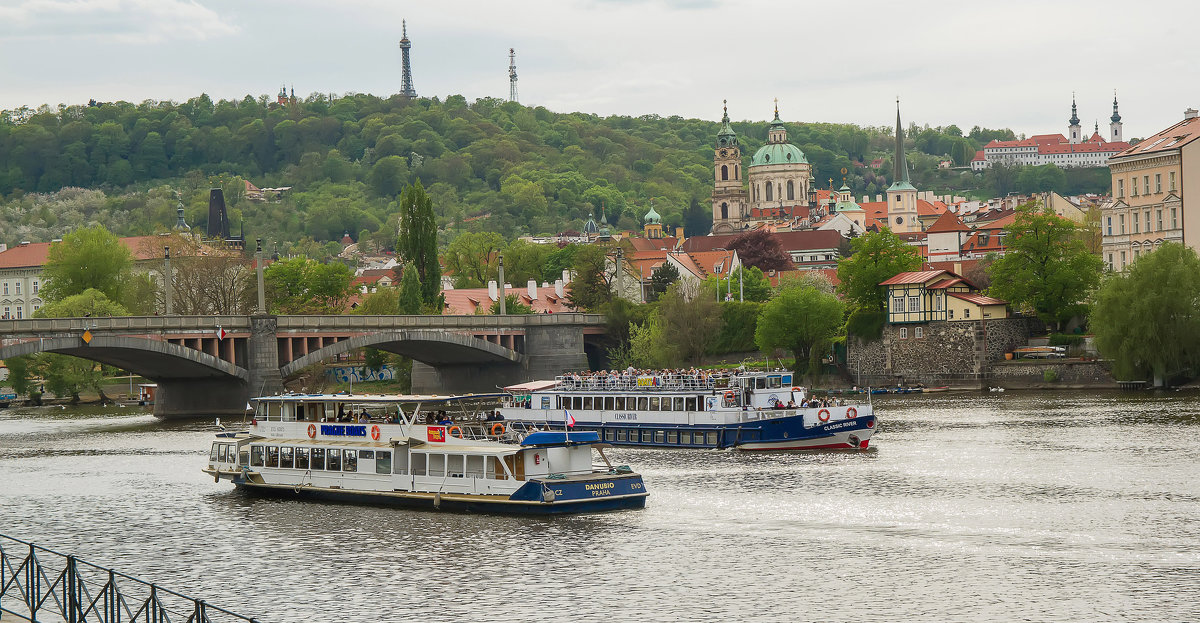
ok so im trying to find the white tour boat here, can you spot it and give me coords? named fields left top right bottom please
left=204, top=393, right=648, bottom=515
left=499, top=370, right=876, bottom=451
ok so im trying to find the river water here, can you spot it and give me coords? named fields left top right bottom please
left=1, top=391, right=1198, bottom=622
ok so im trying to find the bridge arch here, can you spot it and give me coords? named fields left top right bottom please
left=280, top=330, right=523, bottom=379
left=0, top=336, right=247, bottom=381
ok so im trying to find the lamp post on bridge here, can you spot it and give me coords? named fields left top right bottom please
left=255, top=238, right=266, bottom=314
left=497, top=254, right=506, bottom=315
left=163, top=246, right=173, bottom=315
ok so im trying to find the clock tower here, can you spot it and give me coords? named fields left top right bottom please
left=712, top=101, right=746, bottom=234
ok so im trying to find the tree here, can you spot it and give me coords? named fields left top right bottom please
left=987, top=203, right=1103, bottom=330
left=647, top=262, right=679, bottom=301
left=263, top=257, right=355, bottom=314
left=755, top=284, right=845, bottom=378
left=443, top=232, right=503, bottom=288
left=396, top=180, right=440, bottom=304
left=728, top=229, right=793, bottom=273
left=398, top=263, right=423, bottom=314
left=367, top=155, right=409, bottom=197
left=36, top=289, right=129, bottom=318
left=836, top=228, right=923, bottom=312
left=657, top=281, right=722, bottom=364
left=40, top=224, right=134, bottom=303
left=159, top=238, right=253, bottom=315
left=488, top=294, right=535, bottom=315
left=1091, top=243, right=1200, bottom=385
left=354, top=288, right=402, bottom=315
left=682, top=197, right=712, bottom=237
left=706, top=266, right=772, bottom=302
left=24, top=289, right=129, bottom=402
left=566, top=244, right=610, bottom=311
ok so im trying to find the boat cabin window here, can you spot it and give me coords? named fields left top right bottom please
left=667, top=431, right=678, bottom=444
left=466, top=455, right=485, bottom=478
left=604, top=396, right=614, bottom=410
left=428, top=454, right=445, bottom=477
left=673, top=397, right=685, bottom=411
left=755, top=377, right=767, bottom=390
left=266, top=446, right=279, bottom=468
left=327, top=449, right=342, bottom=471
left=707, top=432, right=718, bottom=445
left=782, top=374, right=792, bottom=385
left=250, top=445, right=264, bottom=467
left=604, top=429, right=615, bottom=442
left=641, top=430, right=652, bottom=443
left=296, top=447, right=310, bottom=470
left=359, top=450, right=374, bottom=460
left=649, top=397, right=660, bottom=411
left=343, top=450, right=358, bottom=472
left=680, top=432, right=691, bottom=444
left=767, top=375, right=782, bottom=389
left=616, top=429, right=627, bottom=441
left=583, top=397, right=593, bottom=410
left=638, top=397, right=649, bottom=410
left=654, top=430, right=665, bottom=444
left=311, top=448, right=326, bottom=470
left=210, top=444, right=220, bottom=462
left=686, top=397, right=697, bottom=411
left=573, top=396, right=583, bottom=410
left=411, top=453, right=427, bottom=476
left=280, top=447, right=294, bottom=469
left=376, top=451, right=392, bottom=474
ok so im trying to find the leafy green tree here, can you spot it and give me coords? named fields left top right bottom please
left=36, top=289, right=129, bottom=318
left=566, top=244, right=610, bottom=311
left=367, top=155, right=409, bottom=197
left=1091, top=243, right=1200, bottom=385
left=264, top=256, right=354, bottom=313
left=354, top=288, right=401, bottom=315
left=40, top=224, right=133, bottom=303
left=755, top=284, right=845, bottom=378
left=443, top=232, right=503, bottom=287
left=647, top=262, right=679, bottom=301
left=397, top=180, right=440, bottom=304
left=706, top=266, right=772, bottom=302
left=502, top=240, right=554, bottom=286
left=836, top=228, right=923, bottom=312
left=543, top=244, right=579, bottom=284
left=488, top=294, right=535, bottom=315
left=987, top=203, right=1103, bottom=330
left=629, top=312, right=670, bottom=368
left=657, top=282, right=722, bottom=364
left=399, top=263, right=423, bottom=314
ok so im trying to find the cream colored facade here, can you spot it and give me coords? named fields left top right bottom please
left=1103, top=111, right=1200, bottom=271
left=0, top=267, right=44, bottom=319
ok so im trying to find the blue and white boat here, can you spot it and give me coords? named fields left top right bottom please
left=203, top=393, right=647, bottom=515
left=499, top=371, right=876, bottom=451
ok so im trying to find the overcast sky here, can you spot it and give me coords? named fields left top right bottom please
left=0, top=0, right=1194, bottom=140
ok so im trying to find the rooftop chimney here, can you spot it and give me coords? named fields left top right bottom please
left=1186, top=108, right=1199, bottom=120
left=528, top=279, right=538, bottom=300
left=554, top=279, right=565, bottom=298
left=487, top=280, right=498, bottom=301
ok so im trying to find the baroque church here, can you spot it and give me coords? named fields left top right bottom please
left=711, top=101, right=921, bottom=235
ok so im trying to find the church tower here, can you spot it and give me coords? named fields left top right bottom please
left=886, top=100, right=919, bottom=233
left=399, top=20, right=417, bottom=98
left=711, top=100, right=747, bottom=234
left=1068, top=93, right=1082, bottom=144
left=1110, top=90, right=1123, bottom=143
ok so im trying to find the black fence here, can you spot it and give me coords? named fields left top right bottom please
left=0, top=533, right=259, bottom=623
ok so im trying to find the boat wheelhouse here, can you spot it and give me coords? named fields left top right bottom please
left=204, top=393, right=647, bottom=515
left=499, top=370, right=877, bottom=451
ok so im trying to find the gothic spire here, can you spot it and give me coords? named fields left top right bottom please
left=892, top=98, right=911, bottom=186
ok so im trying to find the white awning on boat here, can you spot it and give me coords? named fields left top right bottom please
left=503, top=380, right=559, bottom=392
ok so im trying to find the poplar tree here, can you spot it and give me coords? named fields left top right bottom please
left=396, top=180, right=440, bottom=305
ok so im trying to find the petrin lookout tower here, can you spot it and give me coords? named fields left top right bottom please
left=399, top=20, right=417, bottom=98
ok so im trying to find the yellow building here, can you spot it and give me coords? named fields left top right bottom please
left=1104, top=108, right=1200, bottom=270
left=881, top=270, right=1008, bottom=326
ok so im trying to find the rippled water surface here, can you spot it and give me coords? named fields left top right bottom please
left=2, top=392, right=1199, bottom=622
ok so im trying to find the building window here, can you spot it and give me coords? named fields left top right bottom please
left=32, top=281, right=38, bottom=294
left=948, top=309, right=954, bottom=320
left=892, top=296, right=903, bottom=312
left=1131, top=178, right=1138, bottom=196
left=964, top=308, right=971, bottom=319
left=1119, top=214, right=1125, bottom=234
left=899, top=327, right=908, bottom=339
left=14, top=282, right=20, bottom=295
left=1117, top=179, right=1124, bottom=197
left=1133, top=215, right=1139, bottom=234
left=1120, top=250, right=1126, bottom=268
left=908, top=297, right=919, bottom=312
left=1134, top=248, right=1140, bottom=259
left=765, top=183, right=773, bottom=202
left=1157, top=210, right=1163, bottom=231
left=935, top=295, right=943, bottom=311
left=1170, top=172, right=1176, bottom=191
left=15, top=307, right=21, bottom=319
left=1146, top=211, right=1151, bottom=232
left=720, top=165, right=728, bottom=181
left=1144, top=175, right=1150, bottom=194
left=1107, top=253, right=1113, bottom=270
left=1106, top=216, right=1112, bottom=236
left=2, top=283, right=6, bottom=295
left=1171, top=208, right=1178, bottom=229
left=1156, top=174, right=1162, bottom=193
left=2, top=307, right=8, bottom=319
left=787, top=180, right=794, bottom=201
left=914, top=326, right=924, bottom=339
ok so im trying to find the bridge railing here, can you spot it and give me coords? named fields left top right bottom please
left=0, top=533, right=259, bottom=623
left=0, top=316, right=250, bottom=334
left=274, top=313, right=606, bottom=330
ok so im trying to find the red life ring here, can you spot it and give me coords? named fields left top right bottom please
left=490, top=422, right=506, bottom=436
left=307, top=423, right=317, bottom=439
left=448, top=425, right=463, bottom=438
left=847, top=407, right=857, bottom=419
left=370, top=425, right=380, bottom=441
left=723, top=391, right=735, bottom=402
left=818, top=409, right=831, bottom=422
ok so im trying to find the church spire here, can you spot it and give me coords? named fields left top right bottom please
left=1069, top=93, right=1080, bottom=126
left=892, top=98, right=911, bottom=186
left=767, top=98, right=787, bottom=144
left=1111, top=90, right=1122, bottom=123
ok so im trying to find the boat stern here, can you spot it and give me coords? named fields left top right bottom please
left=508, top=472, right=648, bottom=512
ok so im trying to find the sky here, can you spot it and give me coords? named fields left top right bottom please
left=0, top=0, right=1195, bottom=140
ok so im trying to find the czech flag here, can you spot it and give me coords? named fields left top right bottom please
left=566, top=410, right=576, bottom=428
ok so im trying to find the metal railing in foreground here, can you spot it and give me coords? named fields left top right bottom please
left=0, top=533, right=260, bottom=623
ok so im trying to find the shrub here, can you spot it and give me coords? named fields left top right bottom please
left=1048, top=333, right=1084, bottom=347
left=1043, top=368, right=1059, bottom=383
left=708, top=301, right=761, bottom=355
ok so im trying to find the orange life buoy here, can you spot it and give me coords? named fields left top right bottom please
left=307, top=423, right=317, bottom=438
left=448, top=425, right=463, bottom=438
left=370, top=425, right=381, bottom=441
left=490, top=422, right=506, bottom=436
left=818, top=408, right=830, bottom=422
left=846, top=407, right=857, bottom=419
left=723, top=391, right=735, bottom=402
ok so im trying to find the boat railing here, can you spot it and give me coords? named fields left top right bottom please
left=554, top=374, right=733, bottom=392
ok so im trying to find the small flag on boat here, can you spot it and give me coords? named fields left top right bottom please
left=566, top=410, right=576, bottom=428
left=215, top=326, right=228, bottom=340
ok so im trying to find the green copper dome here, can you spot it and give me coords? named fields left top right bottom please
left=644, top=204, right=661, bottom=224
left=751, top=142, right=807, bottom=166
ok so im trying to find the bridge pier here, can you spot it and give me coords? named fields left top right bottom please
left=154, top=377, right=250, bottom=418
left=248, top=315, right=284, bottom=397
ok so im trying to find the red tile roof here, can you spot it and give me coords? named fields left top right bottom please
left=925, top=211, right=970, bottom=233
left=680, top=230, right=843, bottom=253
left=948, top=292, right=1007, bottom=306
left=972, top=150, right=985, bottom=162
left=628, top=236, right=678, bottom=252
left=879, top=269, right=949, bottom=286
left=0, top=235, right=200, bottom=269
left=1114, top=115, right=1200, bottom=158
left=441, top=285, right=572, bottom=315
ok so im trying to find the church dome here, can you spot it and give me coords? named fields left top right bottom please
left=583, top=216, right=599, bottom=234
left=644, top=204, right=661, bottom=224
left=751, top=142, right=808, bottom=166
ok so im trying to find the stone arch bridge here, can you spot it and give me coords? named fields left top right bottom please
left=0, top=314, right=605, bottom=418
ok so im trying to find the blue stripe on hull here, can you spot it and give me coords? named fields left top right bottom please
left=562, top=416, right=876, bottom=449
left=233, top=481, right=647, bottom=515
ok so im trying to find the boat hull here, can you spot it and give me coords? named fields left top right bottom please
left=218, top=473, right=648, bottom=515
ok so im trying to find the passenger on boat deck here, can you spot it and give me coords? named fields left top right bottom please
left=357, top=410, right=369, bottom=423
left=786, top=399, right=796, bottom=408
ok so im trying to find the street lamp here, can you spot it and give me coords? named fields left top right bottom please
left=255, top=238, right=266, bottom=314
left=497, top=254, right=506, bottom=315
left=163, top=246, right=173, bottom=316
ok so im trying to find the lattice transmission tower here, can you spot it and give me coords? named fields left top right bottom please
left=399, top=20, right=417, bottom=98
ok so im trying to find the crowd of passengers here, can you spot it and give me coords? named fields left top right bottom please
left=561, top=367, right=739, bottom=388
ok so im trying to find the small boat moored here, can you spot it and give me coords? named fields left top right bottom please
left=203, top=393, right=648, bottom=515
